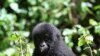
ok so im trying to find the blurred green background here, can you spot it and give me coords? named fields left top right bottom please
left=0, top=0, right=100, bottom=56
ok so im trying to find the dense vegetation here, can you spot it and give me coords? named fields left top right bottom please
left=0, top=0, right=100, bottom=56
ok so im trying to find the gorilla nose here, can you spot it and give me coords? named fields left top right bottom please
left=40, top=41, right=48, bottom=52
left=40, top=44, right=45, bottom=47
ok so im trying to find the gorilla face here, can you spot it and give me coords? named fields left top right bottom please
left=32, top=23, right=75, bottom=56
left=33, top=33, right=51, bottom=53
left=32, top=23, right=61, bottom=53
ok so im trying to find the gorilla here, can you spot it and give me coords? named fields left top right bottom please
left=32, top=23, right=75, bottom=56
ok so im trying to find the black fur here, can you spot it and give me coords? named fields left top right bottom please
left=32, top=23, right=75, bottom=56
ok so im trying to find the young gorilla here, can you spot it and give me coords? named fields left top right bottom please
left=32, top=23, right=75, bottom=56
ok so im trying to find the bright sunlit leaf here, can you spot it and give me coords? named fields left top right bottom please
left=10, top=3, right=19, bottom=13
left=95, top=24, right=100, bottom=34
left=85, top=35, right=93, bottom=44
left=89, top=19, right=97, bottom=26
left=78, top=36, right=85, bottom=47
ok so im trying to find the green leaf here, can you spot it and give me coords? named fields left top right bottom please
left=81, top=2, right=93, bottom=14
left=11, top=34, right=18, bottom=41
left=10, top=3, right=19, bottom=13
left=78, top=36, right=85, bottom=47
left=65, top=36, right=70, bottom=43
left=63, top=29, right=73, bottom=35
left=85, top=35, right=93, bottom=44
left=95, top=24, right=100, bottom=34
left=78, top=28, right=85, bottom=34
left=94, top=5, right=100, bottom=10
left=89, top=19, right=97, bottom=26
left=28, top=0, right=37, bottom=5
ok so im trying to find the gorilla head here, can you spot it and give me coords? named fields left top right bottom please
left=32, top=23, right=75, bottom=56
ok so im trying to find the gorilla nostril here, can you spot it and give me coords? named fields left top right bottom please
left=41, top=44, right=45, bottom=47
left=40, top=41, right=47, bottom=47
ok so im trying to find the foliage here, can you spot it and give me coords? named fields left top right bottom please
left=0, top=0, right=100, bottom=56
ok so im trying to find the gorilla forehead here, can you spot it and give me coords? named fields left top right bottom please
left=32, top=23, right=60, bottom=35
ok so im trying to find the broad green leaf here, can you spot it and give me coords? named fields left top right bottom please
left=65, top=36, right=70, bottom=43
left=10, top=3, right=19, bottom=13
left=11, top=34, right=18, bottom=41
left=28, top=0, right=37, bottom=5
left=81, top=2, right=93, bottom=14
left=78, top=28, right=89, bottom=35
left=89, top=19, right=97, bottom=26
left=85, top=35, right=93, bottom=44
left=63, top=29, right=73, bottom=35
left=4, top=48, right=15, bottom=56
left=95, top=25, right=100, bottom=34
left=94, top=5, right=100, bottom=10
left=78, top=36, right=85, bottom=47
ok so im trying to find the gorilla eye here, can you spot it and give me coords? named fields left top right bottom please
left=45, top=33, right=49, bottom=37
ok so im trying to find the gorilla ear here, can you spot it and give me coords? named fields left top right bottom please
left=56, top=34, right=61, bottom=40
left=52, top=33, right=60, bottom=41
